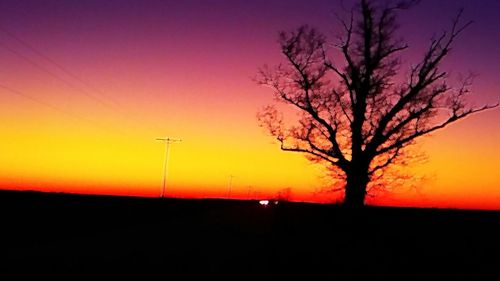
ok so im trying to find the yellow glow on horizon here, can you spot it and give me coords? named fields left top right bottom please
left=1, top=91, right=499, bottom=209
left=0, top=95, right=325, bottom=200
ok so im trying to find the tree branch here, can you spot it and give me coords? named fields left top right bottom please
left=367, top=11, right=472, bottom=155
left=376, top=104, right=498, bottom=155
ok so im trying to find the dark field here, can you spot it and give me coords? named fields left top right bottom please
left=1, top=190, right=499, bottom=280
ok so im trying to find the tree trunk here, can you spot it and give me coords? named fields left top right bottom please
left=344, top=170, right=369, bottom=208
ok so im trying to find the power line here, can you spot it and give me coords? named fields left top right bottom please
left=0, top=83, right=101, bottom=125
left=0, top=25, right=176, bottom=139
left=0, top=26, right=169, bottom=139
left=0, top=25, right=118, bottom=107
left=0, top=38, right=114, bottom=109
left=0, top=82, right=161, bottom=142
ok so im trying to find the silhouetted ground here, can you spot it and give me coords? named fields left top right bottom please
left=0, top=190, right=499, bottom=280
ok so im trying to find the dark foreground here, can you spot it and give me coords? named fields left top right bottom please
left=1, top=190, right=499, bottom=280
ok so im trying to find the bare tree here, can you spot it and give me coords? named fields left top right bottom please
left=256, top=0, right=497, bottom=207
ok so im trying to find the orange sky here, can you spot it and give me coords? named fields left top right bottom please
left=0, top=0, right=499, bottom=209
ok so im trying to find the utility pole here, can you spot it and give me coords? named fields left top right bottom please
left=246, top=185, right=253, bottom=200
left=227, top=175, right=235, bottom=199
left=156, top=137, right=181, bottom=198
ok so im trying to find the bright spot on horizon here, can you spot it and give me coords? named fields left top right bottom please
left=259, top=200, right=269, bottom=206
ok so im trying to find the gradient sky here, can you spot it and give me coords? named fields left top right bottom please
left=0, top=0, right=498, bottom=209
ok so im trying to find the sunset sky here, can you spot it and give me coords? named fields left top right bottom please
left=0, top=0, right=498, bottom=209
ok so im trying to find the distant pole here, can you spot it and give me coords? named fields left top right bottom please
left=156, top=137, right=181, bottom=198
left=227, top=175, right=235, bottom=199
left=247, top=186, right=253, bottom=200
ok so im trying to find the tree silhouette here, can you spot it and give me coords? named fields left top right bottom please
left=257, top=0, right=497, bottom=207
